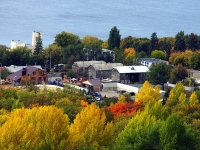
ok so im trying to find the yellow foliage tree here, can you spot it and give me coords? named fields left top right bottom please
left=68, top=103, right=113, bottom=149
left=124, top=48, right=136, bottom=63
left=118, top=94, right=126, bottom=103
left=81, top=36, right=101, bottom=48
left=167, top=82, right=185, bottom=107
left=135, top=81, right=161, bottom=104
left=0, top=106, right=70, bottom=149
left=179, top=93, right=187, bottom=105
left=101, top=40, right=108, bottom=49
left=189, top=92, right=199, bottom=106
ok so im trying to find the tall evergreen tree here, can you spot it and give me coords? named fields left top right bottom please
left=108, top=26, right=121, bottom=50
left=188, top=33, right=199, bottom=51
left=150, top=32, right=158, bottom=54
left=34, top=33, right=43, bottom=55
left=174, top=31, right=186, bottom=52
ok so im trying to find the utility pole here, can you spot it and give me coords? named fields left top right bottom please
left=0, top=63, right=2, bottom=85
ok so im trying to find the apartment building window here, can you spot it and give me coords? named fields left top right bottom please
left=38, top=77, right=42, bottom=80
left=33, top=72, right=36, bottom=75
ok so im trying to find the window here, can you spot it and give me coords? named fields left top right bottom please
left=31, top=77, right=36, bottom=80
left=39, top=72, right=43, bottom=75
left=33, top=72, right=36, bottom=75
left=38, top=77, right=41, bottom=80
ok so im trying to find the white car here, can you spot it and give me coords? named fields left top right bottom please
left=101, top=78, right=112, bottom=83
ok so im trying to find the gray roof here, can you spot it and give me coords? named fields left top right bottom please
left=73, top=61, right=106, bottom=68
left=7, top=66, right=43, bottom=80
left=140, top=58, right=165, bottom=63
left=5, top=65, right=42, bottom=73
left=91, top=63, right=123, bottom=70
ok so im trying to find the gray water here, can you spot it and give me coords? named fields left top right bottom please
left=0, top=0, right=200, bottom=47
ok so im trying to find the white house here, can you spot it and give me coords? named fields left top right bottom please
left=140, top=58, right=169, bottom=68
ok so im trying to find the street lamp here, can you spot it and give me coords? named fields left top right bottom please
left=12, top=76, right=17, bottom=87
left=0, top=63, right=2, bottom=85
left=35, top=62, right=37, bottom=66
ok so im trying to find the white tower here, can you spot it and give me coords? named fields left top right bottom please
left=32, top=31, right=42, bottom=47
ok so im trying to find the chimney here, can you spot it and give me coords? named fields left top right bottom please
left=22, top=68, right=27, bottom=76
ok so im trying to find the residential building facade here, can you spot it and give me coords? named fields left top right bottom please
left=111, top=66, right=149, bottom=84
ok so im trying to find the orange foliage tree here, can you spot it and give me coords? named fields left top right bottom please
left=109, top=101, right=143, bottom=119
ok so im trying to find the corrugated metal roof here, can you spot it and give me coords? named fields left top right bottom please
left=73, top=61, right=106, bottom=68
left=113, top=66, right=149, bottom=73
left=92, top=63, right=123, bottom=70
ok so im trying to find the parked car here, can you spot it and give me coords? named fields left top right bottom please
left=101, top=78, right=112, bottom=83
left=117, top=90, right=126, bottom=94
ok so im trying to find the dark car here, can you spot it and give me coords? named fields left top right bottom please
left=117, top=90, right=126, bottom=94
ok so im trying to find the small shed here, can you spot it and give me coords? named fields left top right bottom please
left=82, top=79, right=103, bottom=92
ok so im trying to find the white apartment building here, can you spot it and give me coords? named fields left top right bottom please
left=10, top=40, right=26, bottom=49
left=32, top=31, right=42, bottom=47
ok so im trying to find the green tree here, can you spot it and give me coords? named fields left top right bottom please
left=146, top=63, right=171, bottom=90
left=159, top=114, right=198, bottom=150
left=186, top=33, right=199, bottom=51
left=174, top=31, right=186, bottom=52
left=150, top=50, right=167, bottom=60
left=44, top=44, right=62, bottom=66
left=54, top=31, right=80, bottom=48
left=189, top=51, right=200, bottom=70
left=108, top=26, right=121, bottom=50
left=34, top=32, right=43, bottom=55
left=115, top=110, right=162, bottom=149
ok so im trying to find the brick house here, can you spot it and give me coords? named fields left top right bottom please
left=7, top=66, right=48, bottom=86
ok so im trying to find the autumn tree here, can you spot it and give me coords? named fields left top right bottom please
left=81, top=36, right=102, bottom=50
left=120, top=36, right=134, bottom=50
left=136, top=81, right=161, bottom=104
left=124, top=47, right=136, bottom=65
left=0, top=106, right=70, bottom=149
left=166, top=82, right=185, bottom=107
left=169, top=64, right=188, bottom=84
left=146, top=62, right=171, bottom=90
left=68, top=103, right=113, bottom=149
left=189, top=92, right=199, bottom=106
left=109, top=101, right=143, bottom=119
left=108, top=26, right=121, bottom=50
